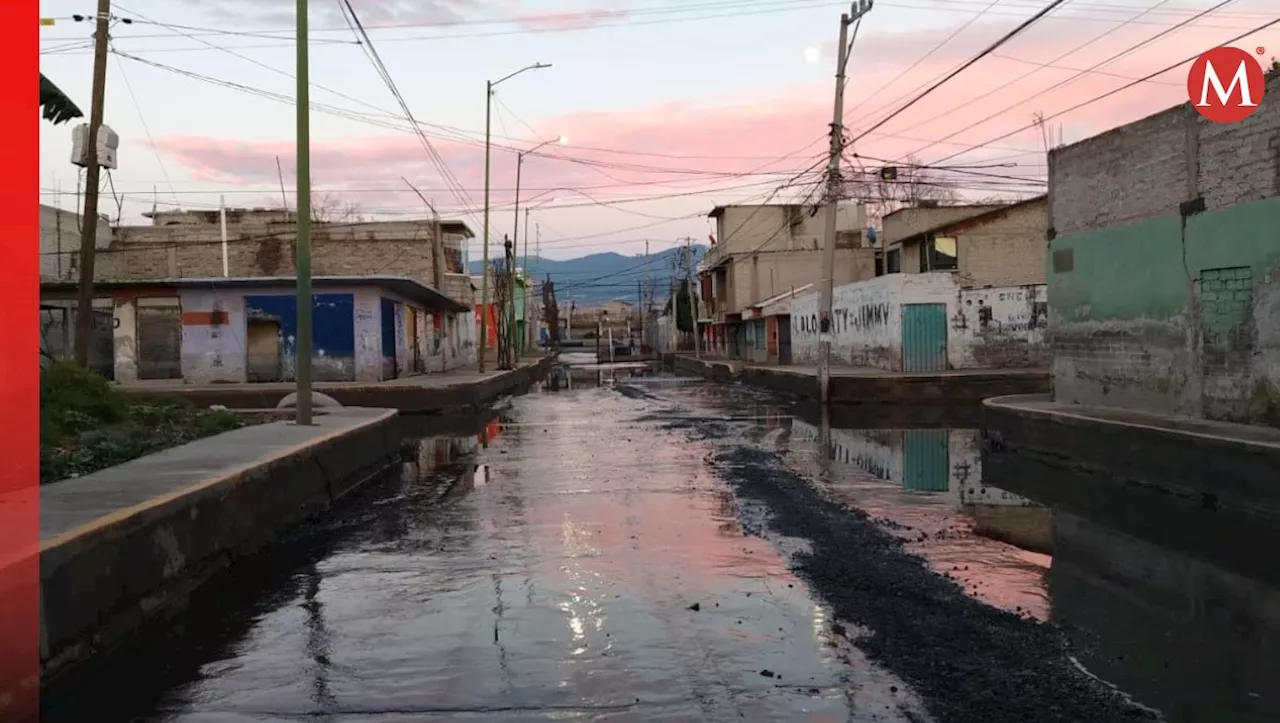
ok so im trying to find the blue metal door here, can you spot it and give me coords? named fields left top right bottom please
left=901, top=303, right=948, bottom=372
left=902, top=429, right=949, bottom=492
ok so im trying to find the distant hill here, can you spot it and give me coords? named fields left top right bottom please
left=468, top=245, right=707, bottom=306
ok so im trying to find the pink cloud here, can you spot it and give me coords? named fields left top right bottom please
left=148, top=17, right=1279, bottom=221
left=514, top=8, right=627, bottom=32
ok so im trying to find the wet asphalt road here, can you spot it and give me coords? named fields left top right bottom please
left=60, top=364, right=1165, bottom=723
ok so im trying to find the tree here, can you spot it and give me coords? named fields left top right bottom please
left=492, top=259, right=513, bottom=370
left=841, top=154, right=959, bottom=229
left=311, top=192, right=364, bottom=223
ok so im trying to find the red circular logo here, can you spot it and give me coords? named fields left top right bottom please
left=1187, top=47, right=1265, bottom=124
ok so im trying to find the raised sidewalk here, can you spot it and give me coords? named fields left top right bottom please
left=35, top=407, right=401, bottom=696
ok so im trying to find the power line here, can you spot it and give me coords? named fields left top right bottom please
left=899, top=0, right=1242, bottom=162
left=843, top=0, right=1006, bottom=128
left=847, top=0, right=1072, bottom=147
left=930, top=14, right=1280, bottom=165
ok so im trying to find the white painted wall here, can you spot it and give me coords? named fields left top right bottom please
left=112, top=297, right=139, bottom=382
left=790, top=273, right=1048, bottom=371
left=352, top=288, right=381, bottom=382
left=180, top=288, right=247, bottom=384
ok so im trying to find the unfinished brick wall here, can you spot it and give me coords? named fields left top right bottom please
left=955, top=199, right=1048, bottom=288
left=103, top=219, right=442, bottom=288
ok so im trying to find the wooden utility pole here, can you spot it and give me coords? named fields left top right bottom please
left=684, top=238, right=702, bottom=359
left=294, top=0, right=314, bottom=425
left=818, top=0, right=873, bottom=406
left=73, top=0, right=112, bottom=366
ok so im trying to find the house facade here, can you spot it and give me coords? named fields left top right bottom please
left=697, top=201, right=874, bottom=358
left=40, top=276, right=474, bottom=385
left=1046, top=71, right=1280, bottom=423
left=788, top=197, right=1051, bottom=372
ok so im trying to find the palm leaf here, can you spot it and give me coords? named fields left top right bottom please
left=40, top=73, right=83, bottom=125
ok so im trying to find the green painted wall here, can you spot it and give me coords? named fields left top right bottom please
left=1049, top=196, right=1280, bottom=322
left=1048, top=195, right=1280, bottom=421
left=1048, top=215, right=1185, bottom=322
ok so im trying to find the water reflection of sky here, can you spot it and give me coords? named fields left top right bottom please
left=736, top=410, right=1052, bottom=622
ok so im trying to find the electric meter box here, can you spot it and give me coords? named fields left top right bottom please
left=70, top=123, right=119, bottom=170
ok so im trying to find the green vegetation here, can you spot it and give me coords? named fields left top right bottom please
left=40, top=362, right=246, bottom=484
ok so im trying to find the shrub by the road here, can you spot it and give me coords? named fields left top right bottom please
left=40, top=362, right=246, bottom=484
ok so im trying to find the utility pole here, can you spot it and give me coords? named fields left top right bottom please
left=73, top=0, right=111, bottom=367
left=685, top=238, right=701, bottom=359
left=818, top=0, right=873, bottom=407
left=480, top=64, right=550, bottom=373
left=668, top=255, right=678, bottom=353
left=294, top=0, right=314, bottom=425
left=641, top=240, right=648, bottom=351
left=479, top=80, right=493, bottom=374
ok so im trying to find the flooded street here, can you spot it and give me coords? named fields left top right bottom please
left=49, top=357, right=1278, bottom=723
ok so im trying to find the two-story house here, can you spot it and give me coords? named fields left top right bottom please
left=697, top=201, right=873, bottom=359
left=879, top=196, right=1047, bottom=288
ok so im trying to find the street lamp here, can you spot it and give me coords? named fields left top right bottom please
left=479, top=61, right=551, bottom=374
left=511, top=137, right=566, bottom=359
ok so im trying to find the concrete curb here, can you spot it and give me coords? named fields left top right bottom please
left=116, top=356, right=557, bottom=414
left=37, top=408, right=401, bottom=693
left=673, top=355, right=1049, bottom=405
left=981, top=396, right=1280, bottom=588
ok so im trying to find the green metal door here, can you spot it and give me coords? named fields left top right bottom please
left=902, top=430, right=949, bottom=492
left=901, top=303, right=948, bottom=372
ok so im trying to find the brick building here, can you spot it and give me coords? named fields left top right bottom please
left=43, top=208, right=482, bottom=381
left=41, top=276, right=473, bottom=384
left=1046, top=71, right=1280, bottom=422
left=881, top=196, right=1048, bottom=287
left=787, top=197, right=1050, bottom=372
left=102, top=208, right=475, bottom=306
left=698, top=201, right=874, bottom=357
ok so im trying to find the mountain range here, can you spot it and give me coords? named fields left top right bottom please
left=468, top=245, right=708, bottom=306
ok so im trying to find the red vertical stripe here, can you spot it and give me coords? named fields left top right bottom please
left=2, top=3, right=41, bottom=720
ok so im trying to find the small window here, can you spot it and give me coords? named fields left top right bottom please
left=923, top=236, right=958, bottom=271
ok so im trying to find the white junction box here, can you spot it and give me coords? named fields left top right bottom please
left=70, top=123, right=120, bottom=170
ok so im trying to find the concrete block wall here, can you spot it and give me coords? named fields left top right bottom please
left=955, top=200, right=1049, bottom=288
left=39, top=204, right=112, bottom=281
left=103, top=220, right=445, bottom=291
left=790, top=273, right=1049, bottom=371
left=1047, top=72, right=1280, bottom=422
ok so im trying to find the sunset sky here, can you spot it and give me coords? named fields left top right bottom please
left=38, top=0, right=1279, bottom=260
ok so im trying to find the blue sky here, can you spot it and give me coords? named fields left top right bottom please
left=39, top=0, right=1279, bottom=259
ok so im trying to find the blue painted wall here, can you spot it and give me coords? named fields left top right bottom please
left=245, top=293, right=355, bottom=381
left=380, top=297, right=396, bottom=360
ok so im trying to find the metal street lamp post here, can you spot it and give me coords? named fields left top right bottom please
left=479, top=61, right=551, bottom=373
left=511, top=137, right=566, bottom=361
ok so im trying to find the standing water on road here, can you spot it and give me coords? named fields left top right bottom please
left=48, top=364, right=1274, bottom=722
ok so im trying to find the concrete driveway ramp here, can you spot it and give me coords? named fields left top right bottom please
left=275, top=391, right=343, bottom=409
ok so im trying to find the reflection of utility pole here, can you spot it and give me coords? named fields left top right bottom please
left=73, top=0, right=112, bottom=366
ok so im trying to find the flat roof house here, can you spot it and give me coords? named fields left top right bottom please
left=40, top=275, right=473, bottom=385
